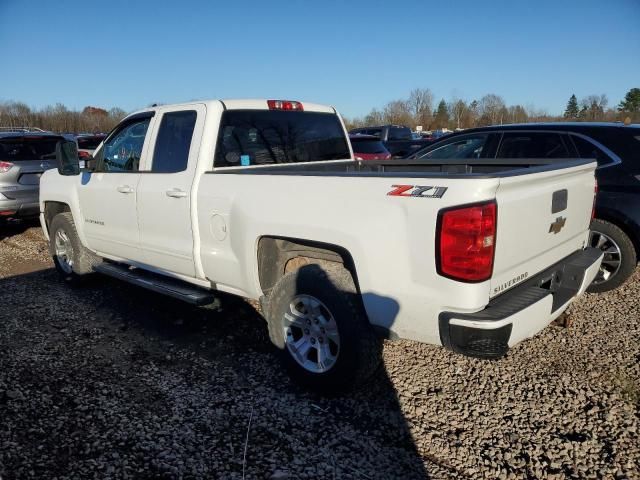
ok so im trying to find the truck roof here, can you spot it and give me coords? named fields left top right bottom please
left=126, top=99, right=336, bottom=120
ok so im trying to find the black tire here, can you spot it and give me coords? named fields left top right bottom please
left=49, top=212, right=99, bottom=285
left=587, top=219, right=637, bottom=293
left=266, top=262, right=382, bottom=393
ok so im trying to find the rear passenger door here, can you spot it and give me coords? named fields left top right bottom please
left=136, top=105, right=204, bottom=277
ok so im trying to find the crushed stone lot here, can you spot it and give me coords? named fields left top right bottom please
left=0, top=221, right=638, bottom=479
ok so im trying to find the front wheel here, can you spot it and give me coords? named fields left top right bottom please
left=266, top=263, right=382, bottom=393
left=49, top=212, right=98, bottom=284
left=587, top=219, right=637, bottom=293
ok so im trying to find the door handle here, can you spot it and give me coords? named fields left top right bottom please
left=117, top=185, right=134, bottom=194
left=166, top=188, right=187, bottom=198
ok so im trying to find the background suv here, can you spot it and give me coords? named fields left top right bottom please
left=408, top=122, right=640, bottom=293
left=349, top=125, right=432, bottom=157
left=349, top=134, right=391, bottom=160
left=0, top=132, right=63, bottom=222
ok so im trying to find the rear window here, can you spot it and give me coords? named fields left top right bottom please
left=214, top=110, right=350, bottom=167
left=0, top=136, right=60, bottom=161
left=77, top=136, right=105, bottom=150
left=350, top=138, right=387, bottom=154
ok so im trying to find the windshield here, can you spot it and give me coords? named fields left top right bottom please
left=417, top=134, right=488, bottom=159
left=214, top=110, right=350, bottom=167
left=0, top=136, right=61, bottom=161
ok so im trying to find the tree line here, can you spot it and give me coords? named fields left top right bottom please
left=1, top=88, right=639, bottom=134
left=0, top=101, right=127, bottom=133
left=345, top=87, right=640, bottom=131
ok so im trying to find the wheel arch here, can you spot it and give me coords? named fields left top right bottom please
left=256, top=236, right=361, bottom=296
left=43, top=201, right=72, bottom=237
left=593, top=209, right=640, bottom=260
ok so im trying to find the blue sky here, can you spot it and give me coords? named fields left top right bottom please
left=1, top=0, right=638, bottom=118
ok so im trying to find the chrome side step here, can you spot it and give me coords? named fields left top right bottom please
left=94, top=263, right=215, bottom=305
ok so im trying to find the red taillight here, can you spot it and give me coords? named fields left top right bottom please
left=267, top=99, right=304, bottom=111
left=78, top=150, right=91, bottom=159
left=592, top=180, right=598, bottom=220
left=438, top=201, right=497, bottom=282
left=0, top=161, right=14, bottom=173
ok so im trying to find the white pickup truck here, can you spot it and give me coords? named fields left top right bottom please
left=40, top=99, right=602, bottom=391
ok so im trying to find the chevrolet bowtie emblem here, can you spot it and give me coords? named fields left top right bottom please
left=549, top=216, right=566, bottom=234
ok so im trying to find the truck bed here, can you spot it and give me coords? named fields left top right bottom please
left=210, top=158, right=592, bottom=178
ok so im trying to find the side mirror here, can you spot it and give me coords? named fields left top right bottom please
left=56, top=140, right=80, bottom=176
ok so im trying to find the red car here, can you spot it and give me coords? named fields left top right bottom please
left=349, top=134, right=391, bottom=160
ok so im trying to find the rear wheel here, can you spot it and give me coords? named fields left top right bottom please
left=49, top=212, right=99, bottom=284
left=587, top=219, right=636, bottom=293
left=266, top=262, right=382, bottom=393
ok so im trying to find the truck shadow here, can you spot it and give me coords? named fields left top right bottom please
left=0, top=218, right=40, bottom=241
left=0, top=268, right=431, bottom=479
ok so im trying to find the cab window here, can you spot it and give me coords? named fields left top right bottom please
left=95, top=118, right=151, bottom=172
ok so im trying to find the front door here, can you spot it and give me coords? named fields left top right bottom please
left=136, top=105, right=204, bottom=277
left=78, top=114, right=154, bottom=261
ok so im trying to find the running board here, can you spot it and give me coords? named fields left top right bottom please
left=94, top=263, right=216, bottom=305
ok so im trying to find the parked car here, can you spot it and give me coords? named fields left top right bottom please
left=349, top=134, right=391, bottom=160
left=0, top=131, right=63, bottom=222
left=349, top=125, right=433, bottom=157
left=76, top=134, right=106, bottom=167
left=40, top=99, right=601, bottom=391
left=408, top=122, right=640, bottom=293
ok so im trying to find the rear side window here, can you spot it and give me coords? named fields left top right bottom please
left=497, top=132, right=570, bottom=159
left=214, top=110, right=350, bottom=167
left=0, top=136, right=60, bottom=161
left=365, top=128, right=382, bottom=137
left=151, top=110, right=197, bottom=173
left=388, top=127, right=412, bottom=140
left=350, top=138, right=387, bottom=154
left=417, top=134, right=489, bottom=159
left=570, top=135, right=614, bottom=167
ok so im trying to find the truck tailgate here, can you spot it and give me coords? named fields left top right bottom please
left=490, top=162, right=597, bottom=298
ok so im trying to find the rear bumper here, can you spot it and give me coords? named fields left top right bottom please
left=438, top=247, right=603, bottom=358
left=0, top=196, right=40, bottom=218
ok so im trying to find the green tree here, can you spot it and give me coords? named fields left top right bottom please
left=618, top=88, right=640, bottom=114
left=433, top=99, right=449, bottom=128
left=564, top=94, right=579, bottom=119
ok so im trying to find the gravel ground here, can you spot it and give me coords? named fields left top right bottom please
left=0, top=221, right=638, bottom=479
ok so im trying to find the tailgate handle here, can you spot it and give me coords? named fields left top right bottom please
left=551, top=189, right=568, bottom=214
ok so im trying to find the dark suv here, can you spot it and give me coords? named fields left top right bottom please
left=408, top=122, right=640, bottom=293
left=0, top=132, right=63, bottom=222
left=349, top=125, right=432, bottom=157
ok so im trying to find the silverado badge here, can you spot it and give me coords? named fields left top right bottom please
left=548, top=216, right=567, bottom=234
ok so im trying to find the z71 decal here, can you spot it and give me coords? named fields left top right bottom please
left=387, top=185, right=448, bottom=198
